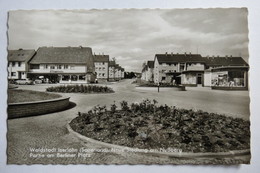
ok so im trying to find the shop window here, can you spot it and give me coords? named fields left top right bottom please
left=79, top=75, right=85, bottom=80
left=50, top=65, right=55, bottom=69
left=57, top=65, right=62, bottom=69
left=12, top=62, right=15, bottom=67
left=62, top=75, right=70, bottom=81
left=11, top=72, right=16, bottom=76
left=18, top=62, right=21, bottom=67
left=71, top=75, right=78, bottom=81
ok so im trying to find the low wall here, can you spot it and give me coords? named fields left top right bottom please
left=8, top=97, right=70, bottom=119
left=136, top=86, right=185, bottom=91
left=211, top=86, right=248, bottom=90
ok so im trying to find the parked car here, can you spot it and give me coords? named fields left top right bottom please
left=15, top=79, right=34, bottom=85
left=34, top=79, right=43, bottom=84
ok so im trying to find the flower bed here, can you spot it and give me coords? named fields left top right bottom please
left=70, top=99, right=250, bottom=153
left=46, top=84, right=114, bottom=93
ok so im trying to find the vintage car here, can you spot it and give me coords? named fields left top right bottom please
left=15, top=79, right=34, bottom=85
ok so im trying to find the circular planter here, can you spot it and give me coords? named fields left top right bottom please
left=67, top=123, right=250, bottom=158
left=8, top=96, right=70, bottom=119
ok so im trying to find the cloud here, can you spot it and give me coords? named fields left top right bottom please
left=8, top=9, right=249, bottom=72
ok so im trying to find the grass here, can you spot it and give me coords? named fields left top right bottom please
left=8, top=89, right=62, bottom=103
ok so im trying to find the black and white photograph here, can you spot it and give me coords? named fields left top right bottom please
left=6, top=8, right=251, bottom=165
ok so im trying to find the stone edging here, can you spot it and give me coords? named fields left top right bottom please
left=67, top=123, right=250, bottom=158
left=8, top=96, right=70, bottom=119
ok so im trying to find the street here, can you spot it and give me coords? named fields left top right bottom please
left=7, top=79, right=250, bottom=164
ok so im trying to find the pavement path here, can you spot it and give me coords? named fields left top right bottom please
left=7, top=79, right=250, bottom=164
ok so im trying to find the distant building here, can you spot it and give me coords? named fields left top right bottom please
left=7, top=49, right=36, bottom=80
left=108, top=61, right=116, bottom=81
left=141, top=61, right=154, bottom=82
left=151, top=52, right=249, bottom=90
left=27, top=46, right=96, bottom=83
left=93, top=54, right=109, bottom=81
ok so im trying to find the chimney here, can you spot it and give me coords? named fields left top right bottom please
left=230, top=55, right=232, bottom=58
left=171, top=52, right=173, bottom=56
left=184, top=52, right=186, bottom=56
left=165, top=52, right=168, bottom=56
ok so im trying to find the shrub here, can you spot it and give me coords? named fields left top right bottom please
left=46, top=84, right=114, bottom=93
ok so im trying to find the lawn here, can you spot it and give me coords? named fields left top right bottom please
left=8, top=89, right=62, bottom=103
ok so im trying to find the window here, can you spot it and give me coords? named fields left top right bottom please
left=12, top=62, right=15, bottom=67
left=62, top=75, right=70, bottom=81
left=57, top=65, right=62, bottom=69
left=50, top=65, right=55, bottom=69
left=44, top=65, right=49, bottom=69
left=162, top=77, right=166, bottom=80
left=18, top=62, right=21, bottom=67
left=71, top=75, right=78, bottom=81
left=64, top=65, right=69, bottom=69
left=11, top=72, right=16, bottom=76
left=79, top=75, right=85, bottom=80
left=102, top=73, right=105, bottom=77
left=102, top=67, right=105, bottom=70
left=30, top=64, right=40, bottom=69
left=99, top=67, right=101, bottom=70
left=99, top=73, right=101, bottom=76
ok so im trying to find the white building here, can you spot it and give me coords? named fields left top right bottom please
left=27, top=47, right=96, bottom=83
left=93, top=54, right=109, bottom=81
left=8, top=49, right=36, bottom=80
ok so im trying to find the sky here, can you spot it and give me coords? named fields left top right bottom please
left=8, top=9, right=249, bottom=72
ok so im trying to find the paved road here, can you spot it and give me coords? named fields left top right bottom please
left=7, top=79, right=250, bottom=164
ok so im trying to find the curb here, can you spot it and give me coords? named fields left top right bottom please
left=67, top=123, right=250, bottom=158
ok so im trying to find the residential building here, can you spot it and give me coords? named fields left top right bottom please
left=93, top=54, right=109, bottom=81
left=114, top=64, right=121, bottom=81
left=152, top=52, right=249, bottom=90
left=120, top=67, right=125, bottom=79
left=108, top=61, right=116, bottom=81
left=141, top=61, right=154, bottom=82
left=27, top=46, right=96, bottom=83
left=7, top=49, right=36, bottom=80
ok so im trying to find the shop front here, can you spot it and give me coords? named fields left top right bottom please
left=211, top=66, right=248, bottom=90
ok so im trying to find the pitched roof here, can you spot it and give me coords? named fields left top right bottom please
left=93, top=55, right=109, bottom=62
left=204, top=56, right=248, bottom=67
left=147, top=61, right=154, bottom=68
left=155, top=53, right=203, bottom=64
left=30, top=47, right=94, bottom=73
left=155, top=53, right=248, bottom=67
left=109, top=61, right=116, bottom=66
left=30, top=47, right=93, bottom=64
left=8, top=49, right=36, bottom=62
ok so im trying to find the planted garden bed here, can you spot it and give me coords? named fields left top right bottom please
left=46, top=84, right=114, bottom=93
left=70, top=99, right=250, bottom=153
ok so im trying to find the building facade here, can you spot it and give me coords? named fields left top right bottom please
left=93, top=54, right=109, bottom=81
left=27, top=47, right=96, bottom=83
left=7, top=49, right=36, bottom=80
left=141, top=61, right=154, bottom=82
left=150, top=52, right=249, bottom=90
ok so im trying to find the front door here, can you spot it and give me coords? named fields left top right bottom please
left=18, top=72, right=22, bottom=79
left=197, top=73, right=202, bottom=84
